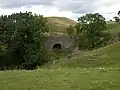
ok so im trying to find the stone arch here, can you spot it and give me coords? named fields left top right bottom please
left=44, top=33, right=74, bottom=51
left=53, top=43, right=62, bottom=49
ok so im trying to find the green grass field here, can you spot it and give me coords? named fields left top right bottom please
left=0, top=17, right=120, bottom=90
left=0, top=68, right=120, bottom=90
left=1, top=43, right=120, bottom=90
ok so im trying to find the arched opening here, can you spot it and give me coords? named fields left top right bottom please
left=53, top=43, right=61, bottom=49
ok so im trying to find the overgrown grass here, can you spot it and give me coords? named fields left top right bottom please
left=0, top=68, right=120, bottom=90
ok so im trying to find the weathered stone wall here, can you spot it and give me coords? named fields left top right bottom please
left=45, top=34, right=74, bottom=50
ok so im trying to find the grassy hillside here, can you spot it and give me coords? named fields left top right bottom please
left=107, top=23, right=120, bottom=34
left=1, top=17, right=120, bottom=90
left=47, top=17, right=77, bottom=33
left=0, top=43, right=120, bottom=90
left=44, top=43, right=120, bottom=68
left=47, top=17, right=120, bottom=34
left=0, top=68, right=120, bottom=90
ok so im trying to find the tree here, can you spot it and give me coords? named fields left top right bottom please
left=118, top=11, right=120, bottom=16
left=76, top=13, right=107, bottom=48
left=0, top=12, right=49, bottom=70
left=66, top=25, right=75, bottom=37
left=113, top=11, right=120, bottom=23
left=113, top=16, right=120, bottom=23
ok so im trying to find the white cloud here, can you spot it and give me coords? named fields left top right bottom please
left=94, top=0, right=120, bottom=20
left=0, top=0, right=53, bottom=8
left=53, top=0, right=97, bottom=13
left=0, top=0, right=119, bottom=21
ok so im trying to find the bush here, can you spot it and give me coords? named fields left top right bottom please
left=47, top=52, right=59, bottom=60
left=117, top=32, right=120, bottom=41
left=0, top=12, right=49, bottom=70
left=76, top=13, right=110, bottom=49
left=66, top=25, right=75, bottom=37
left=76, top=31, right=111, bottom=50
left=76, top=33, right=90, bottom=49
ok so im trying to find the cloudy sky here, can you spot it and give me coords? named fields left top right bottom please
left=0, top=0, right=120, bottom=21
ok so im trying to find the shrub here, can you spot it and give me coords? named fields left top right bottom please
left=76, top=13, right=110, bottom=49
left=0, top=12, right=49, bottom=70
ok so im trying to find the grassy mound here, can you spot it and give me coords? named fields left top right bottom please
left=47, top=17, right=77, bottom=33
left=44, top=43, right=120, bottom=68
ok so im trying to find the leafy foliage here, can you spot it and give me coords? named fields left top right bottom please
left=66, top=25, right=75, bottom=37
left=113, top=16, right=120, bottom=23
left=0, top=12, right=49, bottom=70
left=76, top=13, right=110, bottom=49
left=118, top=11, right=120, bottom=16
left=113, top=11, right=120, bottom=23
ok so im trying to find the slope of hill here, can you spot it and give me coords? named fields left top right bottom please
left=46, top=17, right=120, bottom=35
left=1, top=18, right=120, bottom=90
left=44, top=42, right=120, bottom=68
left=47, top=17, right=77, bottom=33
left=107, top=23, right=120, bottom=34
left=1, top=43, right=120, bottom=90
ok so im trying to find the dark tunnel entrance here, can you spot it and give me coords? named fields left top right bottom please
left=53, top=43, right=62, bottom=49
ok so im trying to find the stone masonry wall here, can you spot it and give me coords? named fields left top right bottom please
left=45, top=34, right=74, bottom=50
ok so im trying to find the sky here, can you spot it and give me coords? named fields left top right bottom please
left=0, top=0, right=120, bottom=21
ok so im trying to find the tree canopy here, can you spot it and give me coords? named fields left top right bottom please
left=118, top=11, right=120, bottom=16
left=114, top=16, right=120, bottom=23
left=76, top=13, right=110, bottom=49
left=0, top=12, right=49, bottom=70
